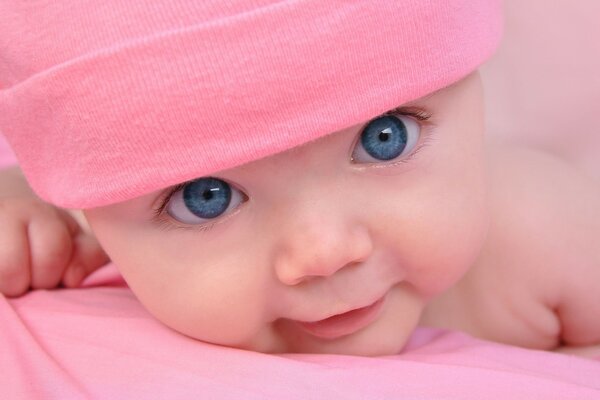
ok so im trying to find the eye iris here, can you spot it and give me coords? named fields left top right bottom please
left=183, top=177, right=232, bottom=219
left=361, top=115, right=407, bottom=160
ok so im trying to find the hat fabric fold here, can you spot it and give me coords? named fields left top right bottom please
left=0, top=0, right=502, bottom=208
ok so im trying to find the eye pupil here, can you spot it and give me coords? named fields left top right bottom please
left=379, top=132, right=389, bottom=142
left=203, top=190, right=213, bottom=200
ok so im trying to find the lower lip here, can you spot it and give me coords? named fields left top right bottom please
left=296, top=295, right=386, bottom=340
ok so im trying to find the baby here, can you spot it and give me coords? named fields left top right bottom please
left=1, top=1, right=599, bottom=357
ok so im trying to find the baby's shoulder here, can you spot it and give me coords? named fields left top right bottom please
left=485, top=142, right=600, bottom=270
left=486, top=142, right=600, bottom=253
left=479, top=143, right=600, bottom=347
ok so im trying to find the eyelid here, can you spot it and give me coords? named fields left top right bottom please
left=383, top=106, right=433, bottom=124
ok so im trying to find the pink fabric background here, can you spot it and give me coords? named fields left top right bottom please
left=1, top=1, right=600, bottom=398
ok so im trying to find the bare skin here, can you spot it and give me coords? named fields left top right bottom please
left=0, top=73, right=598, bottom=357
left=421, top=145, right=600, bottom=357
left=0, top=167, right=109, bottom=296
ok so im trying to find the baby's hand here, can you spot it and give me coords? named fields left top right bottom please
left=0, top=167, right=109, bottom=297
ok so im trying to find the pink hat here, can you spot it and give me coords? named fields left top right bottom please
left=0, top=0, right=502, bottom=209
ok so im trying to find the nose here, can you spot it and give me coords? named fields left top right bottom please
left=273, top=215, right=374, bottom=286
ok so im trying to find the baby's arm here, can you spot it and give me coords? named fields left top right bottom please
left=550, top=160, right=600, bottom=351
left=0, top=166, right=109, bottom=297
left=489, top=145, right=600, bottom=352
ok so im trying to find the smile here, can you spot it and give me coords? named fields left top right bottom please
left=295, top=295, right=387, bottom=340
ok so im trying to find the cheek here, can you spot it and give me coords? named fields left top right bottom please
left=403, top=185, right=489, bottom=296
left=143, top=255, right=269, bottom=347
left=86, top=214, right=272, bottom=347
left=373, top=135, right=489, bottom=296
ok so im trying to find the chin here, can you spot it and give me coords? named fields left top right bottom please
left=286, top=327, right=410, bottom=356
left=324, top=340, right=407, bottom=357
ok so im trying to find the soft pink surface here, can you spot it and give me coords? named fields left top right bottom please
left=1, top=263, right=599, bottom=399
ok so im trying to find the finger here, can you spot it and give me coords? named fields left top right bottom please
left=28, top=214, right=73, bottom=290
left=62, top=233, right=110, bottom=288
left=55, top=208, right=82, bottom=236
left=0, top=220, right=31, bottom=297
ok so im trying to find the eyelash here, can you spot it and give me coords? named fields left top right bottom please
left=152, top=106, right=434, bottom=232
left=152, top=211, right=218, bottom=233
left=385, top=106, right=432, bottom=122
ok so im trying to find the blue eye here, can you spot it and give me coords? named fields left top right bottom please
left=352, top=114, right=420, bottom=163
left=165, top=177, right=245, bottom=225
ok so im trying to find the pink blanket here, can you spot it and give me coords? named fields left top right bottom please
left=2, top=263, right=600, bottom=399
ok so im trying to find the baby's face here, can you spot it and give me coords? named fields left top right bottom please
left=84, top=72, right=489, bottom=356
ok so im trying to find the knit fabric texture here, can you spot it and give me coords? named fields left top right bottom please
left=0, top=0, right=503, bottom=208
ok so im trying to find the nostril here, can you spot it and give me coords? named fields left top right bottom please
left=287, top=275, right=316, bottom=286
left=274, top=254, right=323, bottom=286
left=274, top=249, right=366, bottom=286
left=273, top=224, right=373, bottom=286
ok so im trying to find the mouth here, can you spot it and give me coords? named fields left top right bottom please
left=295, top=295, right=387, bottom=340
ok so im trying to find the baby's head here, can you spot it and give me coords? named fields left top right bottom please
left=0, top=1, right=502, bottom=355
